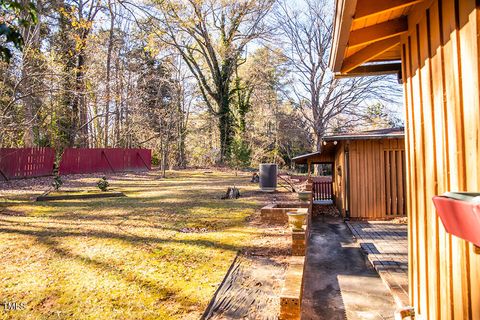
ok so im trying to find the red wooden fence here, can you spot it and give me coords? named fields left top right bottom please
left=0, top=148, right=55, bottom=181
left=59, top=148, right=151, bottom=175
left=312, top=181, right=333, bottom=201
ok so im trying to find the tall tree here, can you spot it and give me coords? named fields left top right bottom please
left=152, top=0, right=274, bottom=162
left=104, top=0, right=115, bottom=147
left=0, top=0, right=37, bottom=62
left=276, top=0, right=400, bottom=151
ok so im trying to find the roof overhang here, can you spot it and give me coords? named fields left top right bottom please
left=329, top=0, right=425, bottom=77
left=292, top=142, right=338, bottom=164
left=323, top=133, right=405, bottom=141
left=291, top=151, right=322, bottom=164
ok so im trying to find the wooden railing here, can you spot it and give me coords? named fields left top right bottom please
left=312, top=181, right=333, bottom=201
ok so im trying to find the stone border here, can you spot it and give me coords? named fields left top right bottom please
left=260, top=202, right=309, bottom=224
left=36, top=191, right=125, bottom=201
left=280, top=256, right=305, bottom=320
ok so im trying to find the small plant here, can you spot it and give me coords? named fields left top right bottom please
left=97, top=177, right=109, bottom=192
left=52, top=175, right=63, bottom=191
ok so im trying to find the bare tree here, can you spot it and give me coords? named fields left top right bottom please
left=152, top=0, right=275, bottom=162
left=104, top=0, right=116, bottom=147
left=275, top=0, right=400, bottom=151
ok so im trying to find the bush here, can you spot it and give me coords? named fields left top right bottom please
left=151, top=152, right=160, bottom=166
left=97, top=177, right=109, bottom=192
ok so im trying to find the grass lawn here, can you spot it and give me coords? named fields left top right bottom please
left=0, top=170, right=268, bottom=319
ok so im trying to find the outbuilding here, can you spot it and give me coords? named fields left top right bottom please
left=293, top=128, right=406, bottom=220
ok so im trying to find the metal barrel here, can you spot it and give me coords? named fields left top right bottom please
left=259, top=163, right=277, bottom=192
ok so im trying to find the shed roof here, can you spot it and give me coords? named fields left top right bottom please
left=323, top=127, right=404, bottom=141
left=292, top=128, right=404, bottom=163
left=329, top=0, right=423, bottom=77
left=291, top=151, right=322, bottom=163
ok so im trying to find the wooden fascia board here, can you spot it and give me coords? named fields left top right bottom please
left=329, top=0, right=357, bottom=72
left=348, top=17, right=408, bottom=48
left=334, top=62, right=402, bottom=78
left=353, top=0, right=424, bottom=21
left=341, top=36, right=401, bottom=74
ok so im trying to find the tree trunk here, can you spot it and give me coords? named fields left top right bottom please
left=315, top=128, right=324, bottom=153
left=218, top=95, right=233, bottom=163
left=177, top=116, right=186, bottom=168
left=93, top=95, right=101, bottom=147
left=77, top=51, right=89, bottom=147
left=104, top=0, right=115, bottom=147
left=114, top=55, right=121, bottom=146
left=20, top=0, right=42, bottom=146
left=70, top=51, right=84, bottom=147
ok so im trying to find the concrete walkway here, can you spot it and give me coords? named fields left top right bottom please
left=346, top=221, right=408, bottom=307
left=301, top=217, right=396, bottom=320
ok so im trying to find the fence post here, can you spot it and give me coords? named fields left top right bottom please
left=0, top=168, right=8, bottom=181
left=101, top=150, right=115, bottom=173
left=137, top=152, right=150, bottom=170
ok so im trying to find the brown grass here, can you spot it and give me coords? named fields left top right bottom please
left=0, top=169, right=284, bottom=319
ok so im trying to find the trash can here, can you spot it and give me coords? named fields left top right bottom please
left=259, top=163, right=277, bottom=192
left=432, top=192, right=480, bottom=246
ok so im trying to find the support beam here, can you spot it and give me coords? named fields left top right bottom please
left=353, top=0, right=423, bottom=21
left=341, top=37, right=400, bottom=74
left=349, top=18, right=408, bottom=48
left=335, top=63, right=402, bottom=78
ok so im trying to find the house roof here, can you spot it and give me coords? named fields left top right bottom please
left=329, top=0, right=423, bottom=77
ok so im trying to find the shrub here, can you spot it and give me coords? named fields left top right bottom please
left=151, top=152, right=160, bottom=166
left=97, top=177, right=109, bottom=192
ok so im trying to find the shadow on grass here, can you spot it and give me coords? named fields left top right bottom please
left=32, top=236, right=201, bottom=310
left=0, top=223, right=244, bottom=253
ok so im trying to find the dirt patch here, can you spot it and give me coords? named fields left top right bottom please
left=312, top=204, right=340, bottom=218
left=0, top=208, right=26, bottom=216
left=0, top=171, right=154, bottom=198
left=204, top=201, right=291, bottom=319
left=179, top=227, right=214, bottom=233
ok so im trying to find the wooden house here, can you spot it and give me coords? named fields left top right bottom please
left=293, top=128, right=406, bottom=220
left=329, top=1, right=480, bottom=319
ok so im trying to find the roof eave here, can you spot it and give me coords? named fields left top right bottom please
left=324, top=133, right=405, bottom=141
left=328, top=0, right=357, bottom=73
left=291, top=151, right=322, bottom=162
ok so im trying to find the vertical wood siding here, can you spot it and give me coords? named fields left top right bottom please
left=345, top=139, right=406, bottom=220
left=402, top=0, right=480, bottom=318
left=334, top=143, right=346, bottom=213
